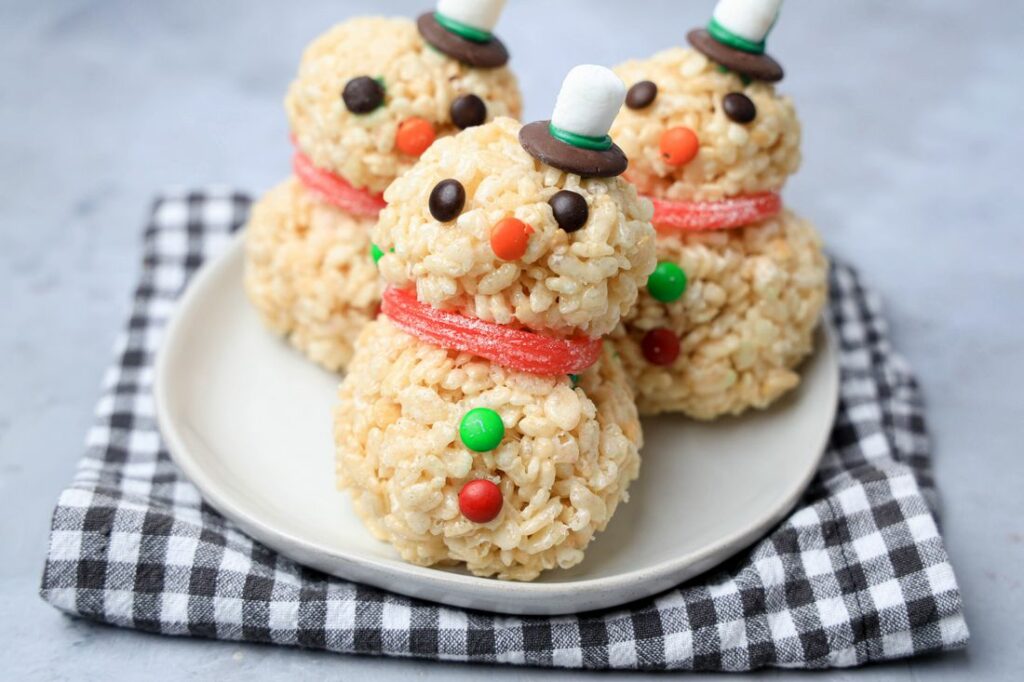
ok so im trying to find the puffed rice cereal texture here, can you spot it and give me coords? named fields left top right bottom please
left=334, top=317, right=641, bottom=580
left=611, top=47, right=801, bottom=202
left=244, top=178, right=380, bottom=371
left=374, top=117, right=657, bottom=338
left=287, top=17, right=522, bottom=195
left=611, top=209, right=828, bottom=419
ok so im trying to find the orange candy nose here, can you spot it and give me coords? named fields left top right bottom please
left=659, top=126, right=700, bottom=166
left=490, top=218, right=533, bottom=261
left=396, top=117, right=436, bottom=156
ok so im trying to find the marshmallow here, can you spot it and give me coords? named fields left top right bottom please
left=550, top=65, right=626, bottom=140
left=436, top=0, right=507, bottom=34
left=712, top=0, right=782, bottom=44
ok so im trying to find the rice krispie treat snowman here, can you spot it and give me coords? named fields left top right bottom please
left=245, top=1, right=522, bottom=371
left=608, top=0, right=828, bottom=419
left=334, top=66, right=657, bottom=580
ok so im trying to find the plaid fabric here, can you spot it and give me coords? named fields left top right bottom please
left=40, top=190, right=968, bottom=671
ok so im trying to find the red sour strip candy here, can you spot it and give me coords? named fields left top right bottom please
left=649, top=192, right=781, bottom=232
left=381, top=287, right=602, bottom=375
left=292, top=150, right=387, bottom=218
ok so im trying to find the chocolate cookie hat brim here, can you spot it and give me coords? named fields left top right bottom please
left=417, top=13, right=509, bottom=68
left=519, top=121, right=627, bottom=178
left=688, top=28, right=783, bottom=82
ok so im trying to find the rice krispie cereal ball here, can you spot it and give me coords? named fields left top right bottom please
left=374, top=117, right=655, bottom=339
left=245, top=3, right=522, bottom=371
left=608, top=0, right=829, bottom=419
left=335, top=318, right=640, bottom=580
left=335, top=66, right=656, bottom=579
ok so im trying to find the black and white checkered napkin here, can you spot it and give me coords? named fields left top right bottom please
left=40, top=190, right=968, bottom=671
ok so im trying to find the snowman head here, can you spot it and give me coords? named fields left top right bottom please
left=373, top=67, right=656, bottom=339
left=286, top=5, right=520, bottom=195
left=609, top=0, right=800, bottom=202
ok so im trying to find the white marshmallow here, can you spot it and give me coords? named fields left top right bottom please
left=712, top=0, right=782, bottom=43
left=436, top=0, right=507, bottom=33
left=550, top=65, right=626, bottom=139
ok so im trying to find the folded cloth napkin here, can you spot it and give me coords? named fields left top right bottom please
left=40, top=190, right=968, bottom=671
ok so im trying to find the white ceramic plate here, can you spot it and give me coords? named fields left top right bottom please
left=155, top=234, right=839, bottom=615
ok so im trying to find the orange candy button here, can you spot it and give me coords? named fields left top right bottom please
left=659, top=126, right=700, bottom=166
left=395, top=117, right=436, bottom=156
left=490, top=218, right=533, bottom=261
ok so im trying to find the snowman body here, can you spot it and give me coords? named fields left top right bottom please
left=609, top=47, right=827, bottom=419
left=245, top=16, right=521, bottom=371
left=334, top=117, right=656, bottom=580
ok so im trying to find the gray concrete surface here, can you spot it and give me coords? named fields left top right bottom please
left=1, top=0, right=1022, bottom=679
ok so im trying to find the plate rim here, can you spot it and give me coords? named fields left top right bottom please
left=154, top=234, right=839, bottom=614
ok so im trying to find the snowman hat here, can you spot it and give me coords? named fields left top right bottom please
left=418, top=0, right=509, bottom=68
left=688, top=0, right=784, bottom=82
left=519, top=65, right=628, bottom=178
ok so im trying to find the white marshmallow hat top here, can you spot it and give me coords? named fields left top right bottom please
left=436, top=0, right=507, bottom=39
left=709, top=0, right=782, bottom=52
left=517, top=64, right=628, bottom=178
left=550, top=65, right=626, bottom=144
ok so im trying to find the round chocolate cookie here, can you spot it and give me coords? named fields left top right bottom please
left=519, top=121, right=627, bottom=178
left=687, top=29, right=783, bottom=82
left=417, top=13, right=509, bottom=68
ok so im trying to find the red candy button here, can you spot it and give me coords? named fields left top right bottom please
left=641, top=328, right=680, bottom=366
left=381, top=287, right=602, bottom=375
left=292, top=150, right=386, bottom=217
left=659, top=126, right=700, bottom=166
left=396, top=117, right=436, bottom=156
left=459, top=479, right=503, bottom=523
left=490, top=218, right=533, bottom=261
left=649, top=192, right=781, bottom=232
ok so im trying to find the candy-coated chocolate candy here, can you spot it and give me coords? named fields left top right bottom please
left=642, top=328, right=680, bottom=366
left=649, top=192, right=781, bottom=232
left=460, top=407, right=505, bottom=452
left=659, top=126, right=700, bottom=166
left=625, top=80, right=658, bottom=109
left=396, top=117, right=436, bottom=156
left=292, top=150, right=386, bottom=217
left=569, top=374, right=579, bottom=387
left=548, top=190, right=589, bottom=233
left=490, top=217, right=533, bottom=261
left=380, top=287, right=603, bottom=375
left=647, top=261, right=687, bottom=302
left=429, top=179, right=466, bottom=222
left=342, top=76, right=385, bottom=114
left=370, top=243, right=384, bottom=265
left=723, top=92, right=756, bottom=123
left=458, top=479, right=503, bottom=523
left=450, top=93, right=487, bottom=129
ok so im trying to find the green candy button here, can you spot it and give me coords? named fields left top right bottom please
left=370, top=243, right=384, bottom=265
left=459, top=408, right=505, bottom=452
left=647, top=261, right=688, bottom=302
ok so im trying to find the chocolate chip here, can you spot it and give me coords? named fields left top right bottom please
left=625, top=81, right=658, bottom=110
left=548, top=190, right=589, bottom=233
left=429, top=179, right=466, bottom=222
left=723, top=92, right=756, bottom=123
left=450, top=94, right=487, bottom=129
left=342, top=76, right=384, bottom=114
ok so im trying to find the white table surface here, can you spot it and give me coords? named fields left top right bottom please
left=2, top=0, right=1021, bottom=679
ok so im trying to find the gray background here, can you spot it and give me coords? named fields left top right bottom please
left=1, top=0, right=1021, bottom=679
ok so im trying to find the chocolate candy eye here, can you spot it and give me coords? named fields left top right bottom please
left=342, top=76, right=384, bottom=114
left=450, top=94, right=487, bottom=129
left=625, top=80, right=658, bottom=110
left=722, top=92, right=756, bottom=123
left=429, top=179, right=466, bottom=222
left=549, top=190, right=589, bottom=233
